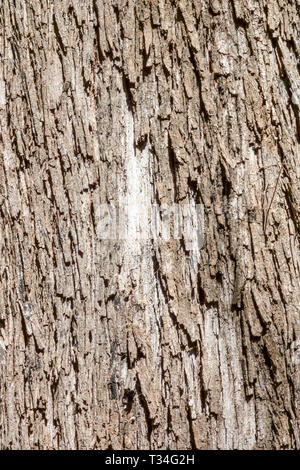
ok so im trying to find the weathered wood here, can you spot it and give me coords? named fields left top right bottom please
left=0, top=0, right=299, bottom=449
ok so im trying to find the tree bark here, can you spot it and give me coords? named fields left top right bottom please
left=0, top=0, right=299, bottom=450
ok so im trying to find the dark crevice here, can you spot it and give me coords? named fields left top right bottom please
left=93, top=0, right=105, bottom=63
left=122, top=73, right=135, bottom=112
left=168, top=133, right=179, bottom=202
left=136, top=375, right=153, bottom=443
left=53, top=14, right=67, bottom=56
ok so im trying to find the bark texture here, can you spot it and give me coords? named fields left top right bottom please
left=0, top=0, right=299, bottom=450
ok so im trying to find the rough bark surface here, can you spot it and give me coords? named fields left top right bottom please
left=0, top=0, right=299, bottom=450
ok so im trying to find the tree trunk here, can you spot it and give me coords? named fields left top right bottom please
left=0, top=0, right=299, bottom=450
